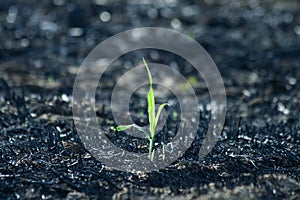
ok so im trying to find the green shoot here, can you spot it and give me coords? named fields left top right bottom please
left=117, top=124, right=150, bottom=139
left=116, top=58, right=168, bottom=161
left=116, top=124, right=135, bottom=132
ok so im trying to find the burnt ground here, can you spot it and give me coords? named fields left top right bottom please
left=0, top=0, right=300, bottom=199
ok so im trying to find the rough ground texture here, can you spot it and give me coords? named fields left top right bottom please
left=0, top=0, right=299, bottom=199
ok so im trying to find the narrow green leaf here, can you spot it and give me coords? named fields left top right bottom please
left=143, top=58, right=152, bottom=86
left=117, top=124, right=150, bottom=139
left=147, top=87, right=155, bottom=137
left=143, top=58, right=156, bottom=138
left=116, top=124, right=134, bottom=131
left=155, top=103, right=168, bottom=128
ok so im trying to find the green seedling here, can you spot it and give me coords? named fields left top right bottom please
left=116, top=58, right=168, bottom=161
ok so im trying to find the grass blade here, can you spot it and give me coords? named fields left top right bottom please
left=116, top=124, right=134, bottom=131
left=147, top=87, right=155, bottom=137
left=155, top=103, right=168, bottom=128
left=143, top=58, right=153, bottom=86
left=143, top=58, right=156, bottom=138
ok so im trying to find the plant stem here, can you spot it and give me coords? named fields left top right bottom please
left=149, top=137, right=154, bottom=161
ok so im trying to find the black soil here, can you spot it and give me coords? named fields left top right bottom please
left=0, top=0, right=299, bottom=199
